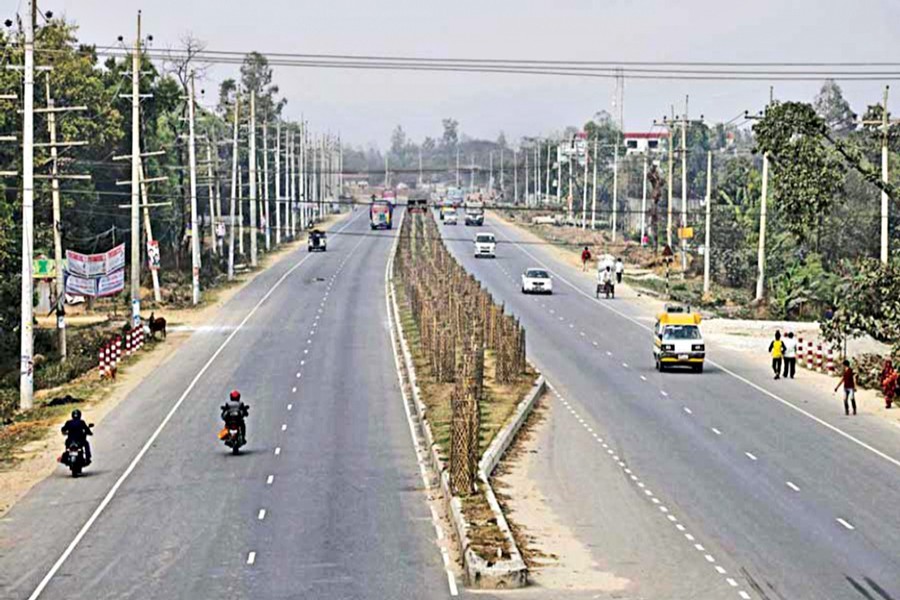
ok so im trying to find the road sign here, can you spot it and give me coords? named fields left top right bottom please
left=33, top=256, right=56, bottom=279
left=661, top=244, right=675, bottom=262
left=678, top=227, right=694, bottom=240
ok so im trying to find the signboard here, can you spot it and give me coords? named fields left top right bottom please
left=677, top=227, right=694, bottom=240
left=147, top=240, right=161, bottom=270
left=33, top=256, right=56, bottom=279
left=66, top=244, right=126, bottom=278
left=661, top=244, right=675, bottom=262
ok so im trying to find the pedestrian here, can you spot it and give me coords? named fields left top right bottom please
left=615, top=257, right=624, bottom=284
left=881, top=359, right=898, bottom=409
left=768, top=330, right=784, bottom=380
left=581, top=246, right=592, bottom=271
left=782, top=331, right=797, bottom=379
left=834, top=359, right=857, bottom=415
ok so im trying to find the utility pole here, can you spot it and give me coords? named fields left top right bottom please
left=489, top=151, right=493, bottom=195
left=534, top=144, right=540, bottom=205
left=418, top=146, right=423, bottom=187
left=545, top=143, right=551, bottom=205
left=205, top=139, right=216, bottom=255
left=755, top=152, right=769, bottom=301
left=455, top=146, right=460, bottom=187
left=238, top=157, right=244, bottom=255
left=227, top=93, right=239, bottom=280
left=137, top=157, right=161, bottom=302
left=513, top=149, right=518, bottom=204
left=640, top=151, right=648, bottom=246
left=524, top=149, right=529, bottom=206
left=500, top=146, right=506, bottom=202
left=862, top=85, right=898, bottom=264
left=187, top=71, right=201, bottom=304
left=275, top=120, right=281, bottom=245
left=19, top=0, right=37, bottom=409
left=703, top=150, right=712, bottom=295
left=44, top=78, right=88, bottom=361
left=248, top=90, right=258, bottom=267
left=129, top=10, right=142, bottom=330
left=612, top=144, right=620, bottom=240
left=288, top=129, right=295, bottom=236
left=470, top=155, right=475, bottom=192
left=263, top=116, right=270, bottom=251
left=581, top=145, right=588, bottom=229
left=556, top=145, right=562, bottom=207
left=590, top=138, right=598, bottom=229
left=680, top=96, right=689, bottom=270
left=666, top=106, right=674, bottom=249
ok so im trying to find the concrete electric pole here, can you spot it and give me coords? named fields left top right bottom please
left=248, top=89, right=258, bottom=267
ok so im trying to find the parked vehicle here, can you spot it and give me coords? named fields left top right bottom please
left=653, top=306, right=706, bottom=373
left=474, top=232, right=496, bottom=258
left=521, top=268, right=553, bottom=294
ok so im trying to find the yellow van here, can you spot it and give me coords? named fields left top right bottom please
left=653, top=308, right=705, bottom=373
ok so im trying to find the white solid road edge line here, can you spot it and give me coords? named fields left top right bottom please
left=489, top=216, right=900, bottom=472
left=384, top=211, right=459, bottom=597
left=26, top=212, right=365, bottom=600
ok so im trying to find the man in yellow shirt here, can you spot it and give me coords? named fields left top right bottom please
left=768, top=330, right=784, bottom=380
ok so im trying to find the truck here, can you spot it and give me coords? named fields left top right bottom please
left=464, top=198, right=485, bottom=226
left=370, top=200, right=393, bottom=230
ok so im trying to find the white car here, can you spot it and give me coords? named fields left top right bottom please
left=474, top=233, right=496, bottom=258
left=444, top=212, right=458, bottom=225
left=521, top=268, right=552, bottom=294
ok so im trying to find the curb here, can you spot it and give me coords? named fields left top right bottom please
left=387, top=230, right=534, bottom=589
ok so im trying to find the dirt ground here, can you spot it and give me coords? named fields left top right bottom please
left=0, top=215, right=346, bottom=517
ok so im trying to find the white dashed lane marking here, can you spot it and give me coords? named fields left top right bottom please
left=266, top=475, right=274, bottom=485
left=786, top=481, right=800, bottom=492
left=547, top=382, right=753, bottom=600
left=274, top=447, right=281, bottom=456
left=247, top=551, right=256, bottom=565
left=837, top=518, right=855, bottom=530
left=711, top=427, right=722, bottom=436
left=744, top=452, right=757, bottom=461
left=257, top=509, right=266, bottom=520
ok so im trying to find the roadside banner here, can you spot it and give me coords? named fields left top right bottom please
left=66, top=243, right=126, bottom=278
left=33, top=256, right=57, bottom=279
left=147, top=240, right=161, bottom=270
left=64, top=272, right=96, bottom=297
left=97, top=268, right=125, bottom=297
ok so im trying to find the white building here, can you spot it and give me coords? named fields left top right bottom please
left=624, top=132, right=667, bottom=155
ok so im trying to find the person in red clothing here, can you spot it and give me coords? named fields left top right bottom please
left=834, top=360, right=857, bottom=416
left=881, top=359, right=898, bottom=409
left=581, top=246, right=592, bottom=271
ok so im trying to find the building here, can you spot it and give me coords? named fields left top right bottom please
left=623, top=132, right=667, bottom=155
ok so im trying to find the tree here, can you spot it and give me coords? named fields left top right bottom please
left=752, top=101, right=845, bottom=244
left=814, top=79, right=857, bottom=136
left=441, top=118, right=459, bottom=148
left=390, top=125, right=407, bottom=161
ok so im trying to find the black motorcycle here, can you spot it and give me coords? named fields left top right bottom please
left=59, top=430, right=92, bottom=477
left=596, top=280, right=615, bottom=299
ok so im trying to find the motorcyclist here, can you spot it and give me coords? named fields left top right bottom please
left=221, top=390, right=249, bottom=443
left=61, top=409, right=92, bottom=465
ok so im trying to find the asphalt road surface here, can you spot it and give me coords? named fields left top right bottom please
left=0, top=210, right=461, bottom=600
left=438, top=211, right=900, bottom=600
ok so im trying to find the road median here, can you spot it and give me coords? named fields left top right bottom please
left=387, top=209, right=544, bottom=589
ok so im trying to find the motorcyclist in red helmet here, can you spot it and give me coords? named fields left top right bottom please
left=221, top=390, right=249, bottom=444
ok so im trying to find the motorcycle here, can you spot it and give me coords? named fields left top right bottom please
left=59, top=428, right=92, bottom=477
left=219, top=415, right=246, bottom=455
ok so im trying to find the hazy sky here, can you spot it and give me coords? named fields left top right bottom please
left=44, top=0, right=900, bottom=148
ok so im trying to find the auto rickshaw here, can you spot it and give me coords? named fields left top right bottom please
left=308, top=229, right=327, bottom=252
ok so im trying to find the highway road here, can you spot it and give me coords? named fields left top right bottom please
left=439, top=211, right=900, bottom=600
left=0, top=210, right=461, bottom=600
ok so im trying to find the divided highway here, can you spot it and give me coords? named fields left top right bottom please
left=439, top=212, right=900, bottom=600
left=0, top=210, right=458, bottom=600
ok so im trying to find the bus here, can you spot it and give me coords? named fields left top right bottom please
left=370, top=200, right=393, bottom=230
